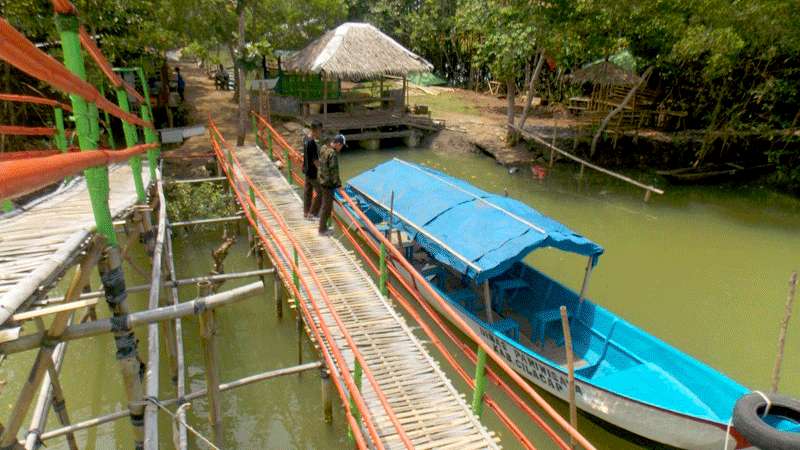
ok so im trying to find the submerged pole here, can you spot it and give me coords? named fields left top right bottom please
left=273, top=270, right=283, bottom=319
left=197, top=280, right=223, bottom=448
left=771, top=271, right=798, bottom=393
left=560, top=305, right=578, bottom=448
left=321, top=368, right=333, bottom=424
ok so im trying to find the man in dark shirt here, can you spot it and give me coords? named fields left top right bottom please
left=317, top=134, right=345, bottom=235
left=302, top=120, right=323, bottom=219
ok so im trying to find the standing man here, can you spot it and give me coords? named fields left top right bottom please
left=303, top=120, right=323, bottom=219
left=317, top=134, right=345, bottom=236
left=174, top=67, right=185, bottom=101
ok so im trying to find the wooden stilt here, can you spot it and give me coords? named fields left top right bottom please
left=273, top=270, right=283, bottom=319
left=321, top=368, right=333, bottom=424
left=560, top=305, right=577, bottom=449
left=296, top=307, right=303, bottom=365
left=0, top=239, right=104, bottom=449
left=197, top=281, right=223, bottom=448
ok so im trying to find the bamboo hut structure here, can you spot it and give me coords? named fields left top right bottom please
left=567, top=61, right=686, bottom=132
left=277, top=22, right=443, bottom=148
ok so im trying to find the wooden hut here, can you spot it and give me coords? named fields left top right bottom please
left=279, top=22, right=441, bottom=148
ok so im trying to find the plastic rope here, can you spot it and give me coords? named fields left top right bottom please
left=753, top=390, right=773, bottom=416
left=145, top=397, right=220, bottom=450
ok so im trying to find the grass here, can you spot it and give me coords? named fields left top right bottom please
left=411, top=92, right=480, bottom=117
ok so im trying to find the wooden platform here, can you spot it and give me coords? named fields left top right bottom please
left=0, top=164, right=150, bottom=325
left=228, top=145, right=499, bottom=449
left=304, top=111, right=443, bottom=142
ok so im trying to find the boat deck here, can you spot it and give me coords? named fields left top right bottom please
left=227, top=145, right=498, bottom=449
left=0, top=164, right=149, bottom=326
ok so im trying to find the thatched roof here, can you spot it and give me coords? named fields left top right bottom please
left=283, top=23, right=433, bottom=81
left=569, top=61, right=642, bottom=86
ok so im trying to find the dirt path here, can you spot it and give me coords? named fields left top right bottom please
left=162, top=62, right=250, bottom=174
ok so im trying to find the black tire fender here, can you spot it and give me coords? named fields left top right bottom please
left=733, top=392, right=800, bottom=450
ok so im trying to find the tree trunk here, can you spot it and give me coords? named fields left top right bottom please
left=506, top=77, right=516, bottom=142
left=590, top=66, right=653, bottom=157
left=236, top=1, right=247, bottom=146
left=517, top=50, right=545, bottom=131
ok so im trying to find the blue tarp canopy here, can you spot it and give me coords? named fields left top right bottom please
left=345, top=159, right=604, bottom=284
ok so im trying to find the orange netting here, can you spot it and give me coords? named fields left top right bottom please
left=78, top=27, right=145, bottom=104
left=0, top=93, right=72, bottom=112
left=0, top=19, right=152, bottom=129
left=0, top=143, right=156, bottom=199
left=0, top=125, right=56, bottom=136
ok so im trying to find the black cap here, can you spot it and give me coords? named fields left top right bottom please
left=311, top=120, right=323, bottom=130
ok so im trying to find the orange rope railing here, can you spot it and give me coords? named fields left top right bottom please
left=0, top=143, right=156, bottom=200
left=0, top=93, right=72, bottom=112
left=207, top=125, right=375, bottom=449
left=253, top=112, right=597, bottom=450
left=0, top=125, right=56, bottom=136
left=78, top=27, right=145, bottom=104
left=0, top=149, right=75, bottom=161
left=51, top=0, right=76, bottom=15
left=210, top=119, right=418, bottom=449
left=0, top=19, right=152, bottom=129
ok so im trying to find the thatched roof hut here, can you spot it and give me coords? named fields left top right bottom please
left=283, top=23, right=432, bottom=81
left=569, top=61, right=641, bottom=86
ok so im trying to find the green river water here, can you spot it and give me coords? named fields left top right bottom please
left=2, top=146, right=799, bottom=449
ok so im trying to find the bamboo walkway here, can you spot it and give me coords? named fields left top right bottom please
left=228, top=145, right=500, bottom=450
left=0, top=163, right=149, bottom=325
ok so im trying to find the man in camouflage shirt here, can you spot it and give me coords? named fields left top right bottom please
left=317, top=134, right=345, bottom=235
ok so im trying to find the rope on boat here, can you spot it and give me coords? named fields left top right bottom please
left=145, top=397, right=220, bottom=450
left=753, top=390, right=773, bottom=416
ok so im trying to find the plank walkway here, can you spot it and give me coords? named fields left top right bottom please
left=228, top=145, right=500, bottom=450
left=0, top=164, right=149, bottom=325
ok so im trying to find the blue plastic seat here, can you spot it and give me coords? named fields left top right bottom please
left=532, top=308, right=569, bottom=345
left=491, top=317, right=520, bottom=341
left=449, top=288, right=482, bottom=312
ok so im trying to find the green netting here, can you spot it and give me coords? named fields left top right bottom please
left=275, top=73, right=341, bottom=100
left=408, top=72, right=447, bottom=86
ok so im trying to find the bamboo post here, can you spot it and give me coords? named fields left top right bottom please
left=2, top=200, right=12, bottom=213
left=115, top=88, right=146, bottom=203
left=471, top=347, right=488, bottom=416
left=379, top=242, right=388, bottom=297
left=0, top=239, right=104, bottom=449
left=197, top=280, right=223, bottom=448
left=267, top=132, right=274, bottom=160
left=578, top=256, right=594, bottom=304
left=285, top=148, right=292, bottom=185
left=98, top=84, right=117, bottom=150
left=321, top=368, right=333, bottom=424
left=98, top=246, right=146, bottom=449
left=322, top=73, right=328, bottom=120
left=273, top=270, right=283, bottom=319
left=292, top=249, right=302, bottom=365
left=347, top=361, right=363, bottom=442
left=55, top=12, right=117, bottom=247
left=255, top=245, right=272, bottom=318
left=139, top=103, right=159, bottom=181
left=560, top=305, right=577, bottom=449
left=44, top=354, right=79, bottom=450
left=54, top=107, right=67, bottom=152
left=483, top=282, right=494, bottom=324
left=771, top=271, right=798, bottom=393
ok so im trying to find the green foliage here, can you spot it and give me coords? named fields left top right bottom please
left=165, top=182, right=238, bottom=231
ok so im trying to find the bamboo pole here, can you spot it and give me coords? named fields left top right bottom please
left=164, top=223, right=188, bottom=449
left=560, top=306, right=577, bottom=449
left=771, top=271, right=797, bottom=393
left=32, top=269, right=274, bottom=307
left=471, top=347, right=488, bottom=416
left=197, top=280, right=223, bottom=448
left=167, top=176, right=228, bottom=185
left=483, top=282, right=494, bottom=324
left=321, top=368, right=333, bottom=424
left=0, top=238, right=103, bottom=448
left=578, top=256, right=594, bottom=304
left=2, top=282, right=265, bottom=355
left=23, top=319, right=77, bottom=450
left=39, top=361, right=321, bottom=442
left=273, top=269, right=283, bottom=319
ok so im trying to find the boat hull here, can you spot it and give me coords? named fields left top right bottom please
left=334, top=203, right=750, bottom=449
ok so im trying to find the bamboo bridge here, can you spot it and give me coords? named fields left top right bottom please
left=0, top=1, right=596, bottom=449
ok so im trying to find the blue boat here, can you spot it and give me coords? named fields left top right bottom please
left=337, top=158, right=791, bottom=449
